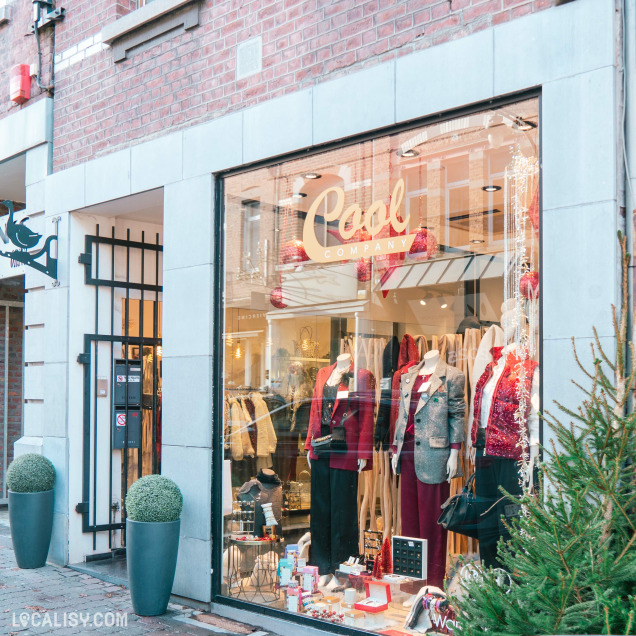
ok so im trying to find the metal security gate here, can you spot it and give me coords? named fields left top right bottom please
left=76, top=226, right=162, bottom=549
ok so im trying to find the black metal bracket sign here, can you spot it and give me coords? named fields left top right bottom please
left=0, top=200, right=58, bottom=281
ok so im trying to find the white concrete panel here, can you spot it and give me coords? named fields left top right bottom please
left=543, top=202, right=616, bottom=340
left=172, top=536, right=212, bottom=602
left=44, top=164, right=86, bottom=215
left=162, top=356, right=212, bottom=448
left=43, top=435, right=69, bottom=515
left=26, top=181, right=45, bottom=214
left=24, top=288, right=45, bottom=326
left=313, top=62, right=395, bottom=144
left=164, top=175, right=214, bottom=271
left=0, top=98, right=53, bottom=164
left=183, top=112, right=243, bottom=179
left=24, top=401, right=44, bottom=438
left=243, top=89, right=313, bottom=164
left=542, top=67, right=616, bottom=211
left=162, top=265, right=213, bottom=358
left=43, top=363, right=68, bottom=438
left=542, top=336, right=616, bottom=439
left=24, top=364, right=44, bottom=400
left=43, top=286, right=69, bottom=363
left=494, top=0, right=614, bottom=95
left=14, top=435, right=44, bottom=456
left=48, top=511, right=69, bottom=566
left=162, top=445, right=211, bottom=541
left=396, top=29, right=493, bottom=123
left=25, top=144, right=51, bottom=186
left=24, top=325, right=44, bottom=363
left=131, top=132, right=183, bottom=193
left=85, top=148, right=132, bottom=207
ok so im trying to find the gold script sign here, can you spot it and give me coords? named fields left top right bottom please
left=303, top=178, right=415, bottom=263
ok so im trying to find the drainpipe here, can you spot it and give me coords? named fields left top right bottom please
left=617, top=0, right=634, bottom=352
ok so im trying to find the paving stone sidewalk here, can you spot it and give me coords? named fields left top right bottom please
left=0, top=510, right=269, bottom=635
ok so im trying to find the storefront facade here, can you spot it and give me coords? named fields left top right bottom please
left=2, top=0, right=631, bottom=633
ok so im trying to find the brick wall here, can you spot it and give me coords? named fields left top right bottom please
left=0, top=1, right=54, bottom=119
left=9, top=0, right=558, bottom=171
left=0, top=277, right=24, bottom=495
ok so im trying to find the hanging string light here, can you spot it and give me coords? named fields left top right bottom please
left=504, top=146, right=539, bottom=492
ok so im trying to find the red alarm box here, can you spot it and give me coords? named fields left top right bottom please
left=10, top=65, right=31, bottom=105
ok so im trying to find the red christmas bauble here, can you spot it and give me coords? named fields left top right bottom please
left=281, top=239, right=308, bottom=264
left=408, top=227, right=438, bottom=261
left=520, top=271, right=539, bottom=299
left=356, top=258, right=372, bottom=282
left=270, top=286, right=288, bottom=309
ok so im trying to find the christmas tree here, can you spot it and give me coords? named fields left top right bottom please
left=454, top=233, right=636, bottom=635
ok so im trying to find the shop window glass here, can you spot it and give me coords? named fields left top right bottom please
left=220, top=98, right=540, bottom=632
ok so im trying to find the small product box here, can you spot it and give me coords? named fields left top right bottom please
left=323, top=595, right=341, bottom=613
left=354, top=580, right=392, bottom=614
left=285, top=544, right=299, bottom=572
left=286, top=586, right=303, bottom=613
left=344, top=609, right=365, bottom=627
left=302, top=565, right=319, bottom=593
left=278, top=558, right=294, bottom=586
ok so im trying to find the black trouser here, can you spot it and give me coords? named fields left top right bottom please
left=475, top=449, right=522, bottom=570
left=309, top=456, right=359, bottom=575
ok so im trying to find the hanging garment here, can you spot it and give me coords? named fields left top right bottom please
left=374, top=336, right=400, bottom=451
left=388, top=334, right=420, bottom=447
left=251, top=393, right=277, bottom=458
left=414, top=334, right=429, bottom=360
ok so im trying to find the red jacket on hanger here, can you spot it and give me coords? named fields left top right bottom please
left=305, top=361, right=376, bottom=472
left=388, top=334, right=420, bottom=445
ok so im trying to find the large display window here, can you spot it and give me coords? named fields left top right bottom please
left=220, top=97, right=540, bottom=632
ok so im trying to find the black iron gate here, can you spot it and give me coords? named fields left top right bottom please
left=76, top=226, right=162, bottom=549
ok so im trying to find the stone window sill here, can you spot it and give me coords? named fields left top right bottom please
left=101, top=0, right=199, bottom=62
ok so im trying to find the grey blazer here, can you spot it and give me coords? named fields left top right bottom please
left=392, top=359, right=466, bottom=484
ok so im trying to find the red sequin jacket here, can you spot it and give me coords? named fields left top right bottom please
left=470, top=350, right=538, bottom=460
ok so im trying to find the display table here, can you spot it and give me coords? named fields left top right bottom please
left=226, top=537, right=284, bottom=603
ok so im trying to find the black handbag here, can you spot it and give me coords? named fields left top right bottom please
left=437, top=472, right=480, bottom=539
left=310, top=405, right=352, bottom=457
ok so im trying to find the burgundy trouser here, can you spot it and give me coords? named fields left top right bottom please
left=400, top=434, right=450, bottom=587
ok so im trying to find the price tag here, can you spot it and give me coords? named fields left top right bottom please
left=337, top=390, right=349, bottom=400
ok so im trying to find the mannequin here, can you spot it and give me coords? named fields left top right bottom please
left=391, top=349, right=466, bottom=586
left=391, top=351, right=459, bottom=481
left=304, top=352, right=375, bottom=587
left=308, top=354, right=367, bottom=473
left=468, top=305, right=539, bottom=569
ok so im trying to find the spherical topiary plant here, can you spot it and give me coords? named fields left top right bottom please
left=7, top=453, right=55, bottom=493
left=125, top=475, right=183, bottom=523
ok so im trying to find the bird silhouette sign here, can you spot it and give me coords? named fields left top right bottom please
left=0, top=200, right=58, bottom=280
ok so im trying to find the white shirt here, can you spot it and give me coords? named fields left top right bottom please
left=477, top=348, right=540, bottom=447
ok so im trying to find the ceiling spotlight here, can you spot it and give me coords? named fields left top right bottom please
left=482, top=185, right=502, bottom=192
left=440, top=303, right=448, bottom=309
left=420, top=300, right=426, bottom=306
left=513, top=118, right=537, bottom=131
left=292, top=192, right=307, bottom=199
left=470, top=239, right=485, bottom=244
left=397, top=148, right=419, bottom=158
left=302, top=172, right=322, bottom=180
